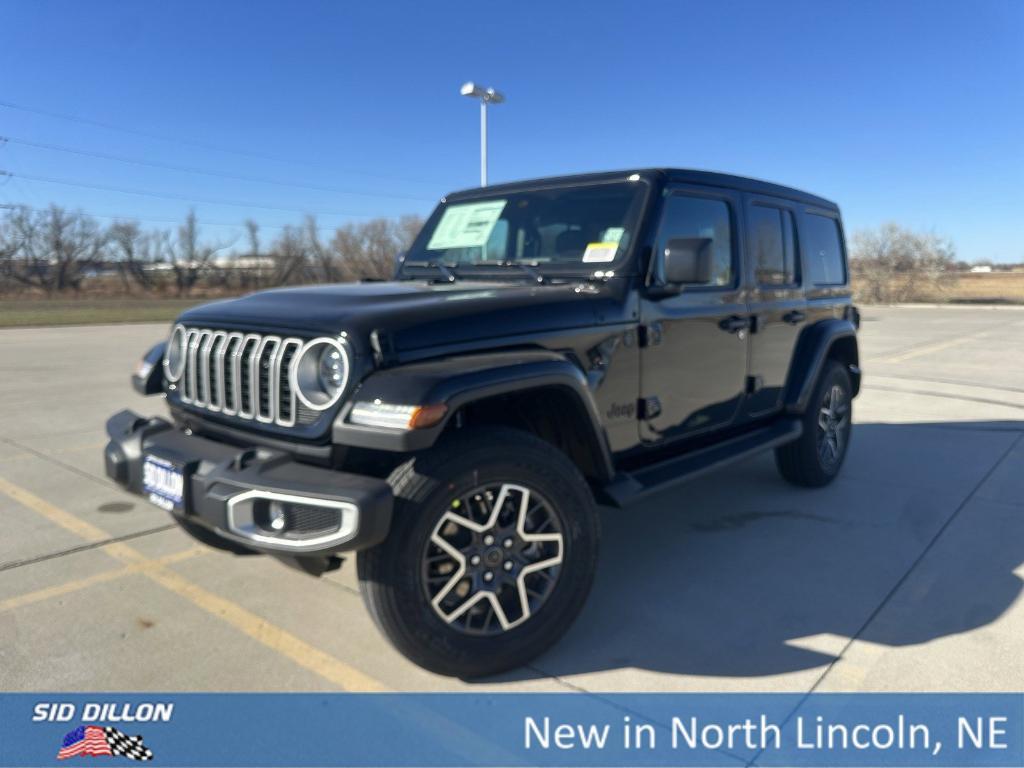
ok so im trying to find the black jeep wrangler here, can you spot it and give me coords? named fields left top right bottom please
left=105, top=169, right=860, bottom=677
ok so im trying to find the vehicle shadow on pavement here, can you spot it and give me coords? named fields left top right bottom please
left=492, top=420, right=1024, bottom=682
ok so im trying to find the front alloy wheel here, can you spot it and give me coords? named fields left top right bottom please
left=358, top=427, right=599, bottom=678
left=424, top=483, right=563, bottom=635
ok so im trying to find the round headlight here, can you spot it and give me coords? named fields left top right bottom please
left=291, top=337, right=350, bottom=411
left=163, top=324, right=187, bottom=382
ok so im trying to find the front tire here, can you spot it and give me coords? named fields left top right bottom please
left=775, top=360, right=853, bottom=487
left=357, top=427, right=600, bottom=678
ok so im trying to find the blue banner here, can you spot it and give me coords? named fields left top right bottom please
left=1, top=694, right=1020, bottom=767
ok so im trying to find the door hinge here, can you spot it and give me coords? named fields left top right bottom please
left=638, top=396, right=662, bottom=420
left=638, top=322, right=663, bottom=348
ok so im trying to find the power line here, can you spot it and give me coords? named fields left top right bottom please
left=1, top=135, right=437, bottom=203
left=0, top=99, right=439, bottom=187
left=5, top=171, right=400, bottom=217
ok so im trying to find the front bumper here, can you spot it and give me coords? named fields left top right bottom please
left=103, top=409, right=393, bottom=556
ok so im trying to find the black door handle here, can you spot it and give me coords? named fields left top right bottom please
left=783, top=310, right=806, bottom=325
left=718, top=315, right=750, bottom=333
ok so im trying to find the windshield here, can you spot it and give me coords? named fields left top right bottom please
left=402, top=180, right=647, bottom=276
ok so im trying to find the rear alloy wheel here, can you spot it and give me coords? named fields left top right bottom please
left=358, top=427, right=599, bottom=678
left=775, top=360, right=853, bottom=487
left=816, top=381, right=850, bottom=473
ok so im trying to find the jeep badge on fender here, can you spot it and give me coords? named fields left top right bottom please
left=104, top=169, right=860, bottom=677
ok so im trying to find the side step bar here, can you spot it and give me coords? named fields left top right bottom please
left=601, top=419, right=803, bottom=507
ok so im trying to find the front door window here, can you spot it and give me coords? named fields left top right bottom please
left=639, top=189, right=748, bottom=443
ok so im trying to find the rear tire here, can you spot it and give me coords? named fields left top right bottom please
left=775, top=360, right=853, bottom=487
left=357, top=427, right=600, bottom=678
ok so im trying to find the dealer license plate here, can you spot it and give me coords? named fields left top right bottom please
left=142, top=454, right=186, bottom=513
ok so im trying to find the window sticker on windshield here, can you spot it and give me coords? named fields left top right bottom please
left=600, top=227, right=625, bottom=245
left=426, top=200, right=507, bottom=250
left=582, top=242, right=619, bottom=263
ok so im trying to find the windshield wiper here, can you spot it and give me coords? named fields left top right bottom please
left=469, top=260, right=546, bottom=284
left=403, top=260, right=457, bottom=283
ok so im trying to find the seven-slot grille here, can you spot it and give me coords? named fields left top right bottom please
left=174, top=328, right=309, bottom=427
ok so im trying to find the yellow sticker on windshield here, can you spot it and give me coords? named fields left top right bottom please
left=582, top=242, right=619, bottom=263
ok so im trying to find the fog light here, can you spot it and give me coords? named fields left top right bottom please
left=267, top=501, right=286, bottom=532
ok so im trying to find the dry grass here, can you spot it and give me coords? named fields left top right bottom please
left=852, top=271, right=1024, bottom=305
left=3, top=272, right=1023, bottom=328
left=940, top=272, right=1024, bottom=303
left=0, top=298, right=202, bottom=328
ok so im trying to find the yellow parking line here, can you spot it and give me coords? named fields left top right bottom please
left=0, top=546, right=207, bottom=613
left=880, top=335, right=980, bottom=363
left=878, top=320, right=1024, bottom=364
left=0, top=476, right=111, bottom=544
left=143, top=566, right=389, bottom=691
left=0, top=475, right=389, bottom=692
left=5, top=441, right=105, bottom=463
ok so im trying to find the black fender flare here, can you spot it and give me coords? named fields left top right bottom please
left=783, top=319, right=860, bottom=414
left=332, top=349, right=615, bottom=481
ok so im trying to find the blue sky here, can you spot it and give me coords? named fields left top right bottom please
left=1, top=0, right=1021, bottom=261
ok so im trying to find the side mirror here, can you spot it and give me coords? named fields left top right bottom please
left=663, top=237, right=713, bottom=285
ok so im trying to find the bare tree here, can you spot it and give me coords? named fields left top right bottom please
left=0, top=204, right=424, bottom=296
left=850, top=222, right=958, bottom=303
left=0, top=207, right=24, bottom=293
left=242, top=218, right=265, bottom=288
left=396, top=214, right=423, bottom=252
left=245, top=219, right=260, bottom=258
left=47, top=206, right=105, bottom=292
left=328, top=215, right=424, bottom=281
left=329, top=223, right=364, bottom=280
left=108, top=220, right=159, bottom=293
left=3, top=205, right=105, bottom=293
left=361, top=218, right=393, bottom=279
left=165, top=210, right=229, bottom=295
left=305, top=216, right=337, bottom=282
left=269, top=224, right=308, bottom=285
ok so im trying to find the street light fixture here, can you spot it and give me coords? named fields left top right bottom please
left=460, top=81, right=504, bottom=187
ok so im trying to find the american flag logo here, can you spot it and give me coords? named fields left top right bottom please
left=57, top=725, right=154, bottom=761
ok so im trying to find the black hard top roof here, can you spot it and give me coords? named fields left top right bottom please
left=446, top=168, right=838, bottom=211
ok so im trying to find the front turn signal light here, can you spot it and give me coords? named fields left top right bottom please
left=349, top=401, right=448, bottom=430
left=408, top=403, right=448, bottom=430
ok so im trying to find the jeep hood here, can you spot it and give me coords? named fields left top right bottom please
left=178, top=280, right=628, bottom=353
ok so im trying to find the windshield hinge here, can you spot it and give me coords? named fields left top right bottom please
left=369, top=329, right=397, bottom=368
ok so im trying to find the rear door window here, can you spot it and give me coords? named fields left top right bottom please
left=802, top=213, right=845, bottom=285
left=749, top=206, right=785, bottom=285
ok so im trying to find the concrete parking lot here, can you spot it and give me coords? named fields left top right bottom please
left=0, top=305, right=1021, bottom=693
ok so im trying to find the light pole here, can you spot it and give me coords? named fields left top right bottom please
left=460, top=82, right=504, bottom=187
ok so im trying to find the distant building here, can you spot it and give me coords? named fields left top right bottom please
left=219, top=256, right=275, bottom=270
left=969, top=265, right=993, bottom=273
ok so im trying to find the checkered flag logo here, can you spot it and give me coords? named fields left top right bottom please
left=105, top=726, right=154, bottom=761
left=57, top=725, right=154, bottom=761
